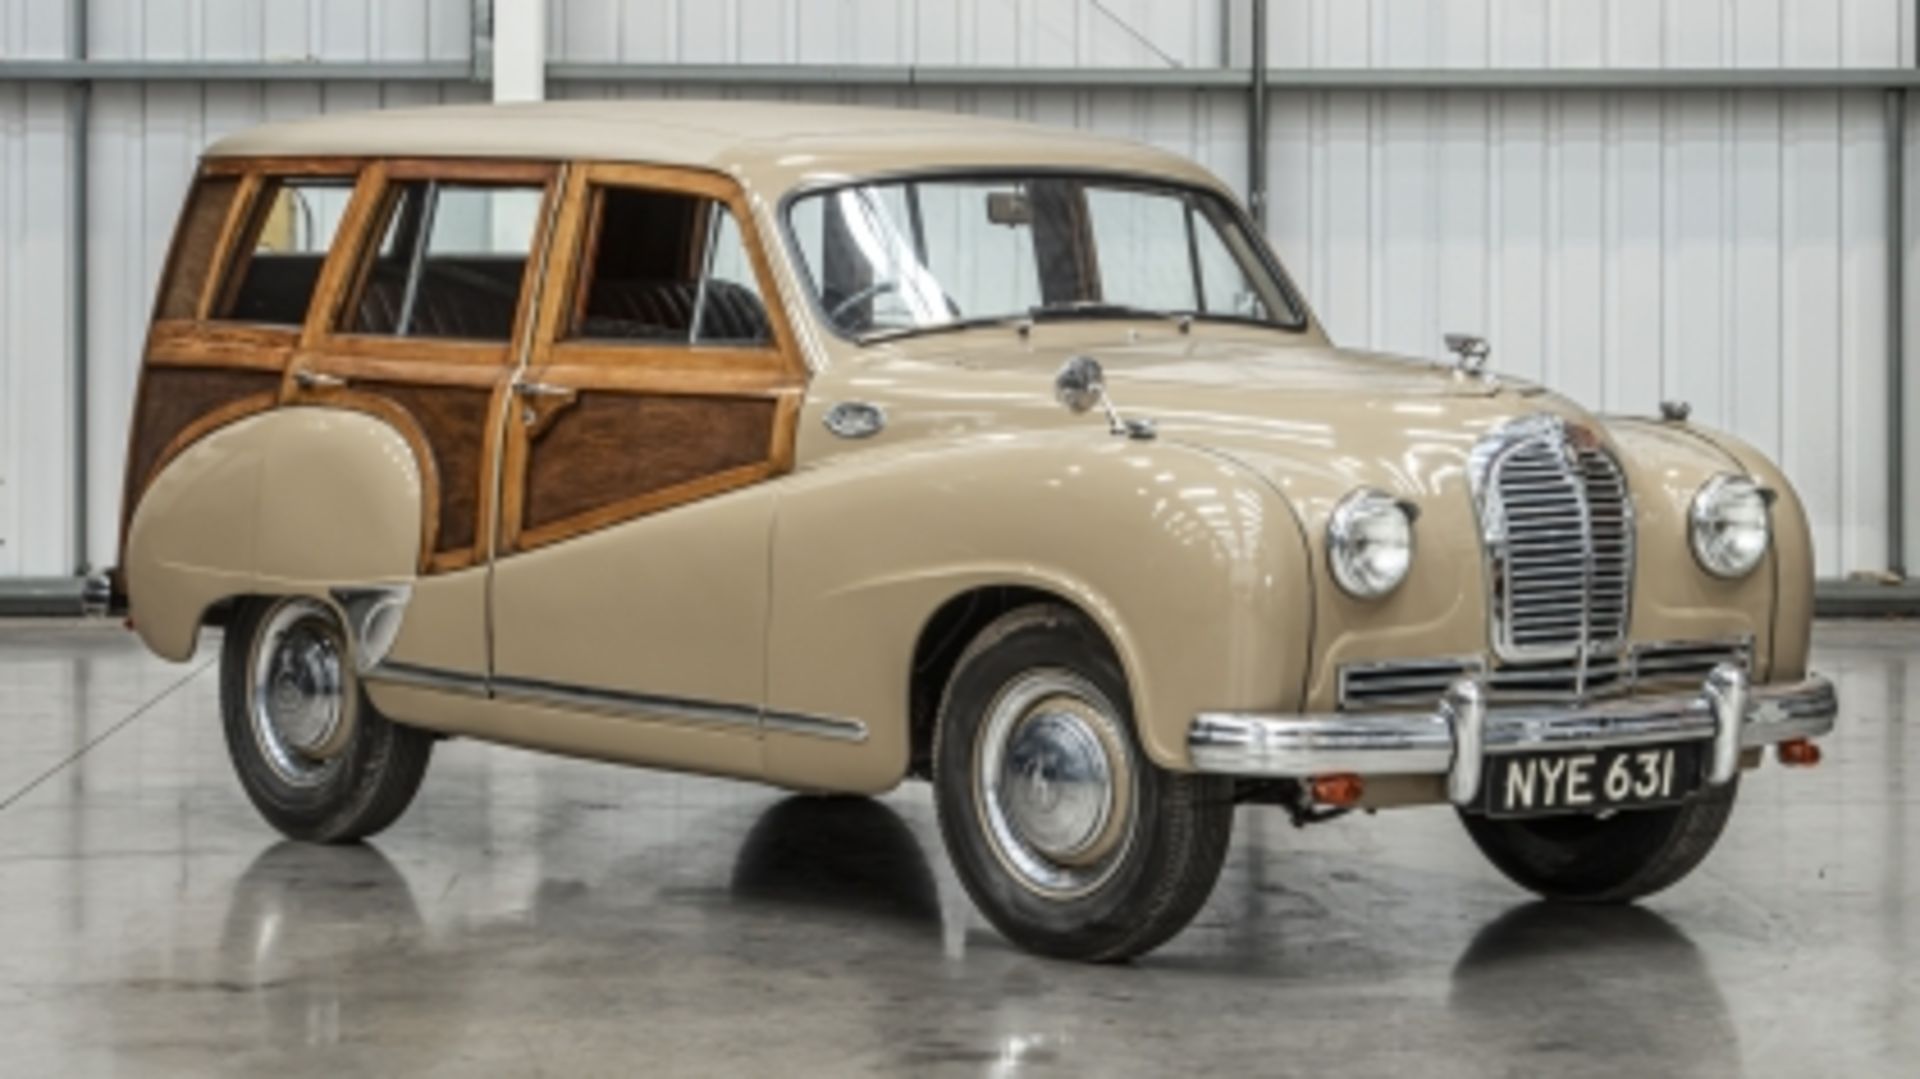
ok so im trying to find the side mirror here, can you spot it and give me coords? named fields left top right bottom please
left=1054, top=355, right=1106, bottom=414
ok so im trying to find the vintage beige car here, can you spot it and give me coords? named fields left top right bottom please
left=120, top=101, right=1836, bottom=962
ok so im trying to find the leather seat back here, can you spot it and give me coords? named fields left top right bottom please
left=581, top=278, right=771, bottom=344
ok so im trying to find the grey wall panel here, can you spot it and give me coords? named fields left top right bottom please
left=549, top=0, right=1226, bottom=66
left=75, top=0, right=471, bottom=61
left=0, top=85, right=77, bottom=577
left=0, top=0, right=72, bottom=57
left=1251, top=0, right=1915, bottom=68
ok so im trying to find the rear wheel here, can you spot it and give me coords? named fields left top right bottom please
left=932, top=604, right=1234, bottom=962
left=1459, top=780, right=1738, bottom=902
left=220, top=595, right=433, bottom=843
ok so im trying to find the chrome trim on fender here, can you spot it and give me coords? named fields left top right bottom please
left=328, top=585, right=411, bottom=673
left=1189, top=670, right=1837, bottom=807
left=762, top=709, right=870, bottom=743
left=363, top=661, right=868, bottom=742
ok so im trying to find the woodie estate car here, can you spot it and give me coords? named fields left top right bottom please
left=120, top=101, right=1837, bottom=962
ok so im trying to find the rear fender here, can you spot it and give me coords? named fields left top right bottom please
left=124, top=407, right=424, bottom=661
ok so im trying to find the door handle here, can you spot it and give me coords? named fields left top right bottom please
left=293, top=369, right=347, bottom=391
left=514, top=381, right=573, bottom=399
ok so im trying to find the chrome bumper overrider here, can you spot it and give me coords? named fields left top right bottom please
left=1188, top=664, right=1836, bottom=805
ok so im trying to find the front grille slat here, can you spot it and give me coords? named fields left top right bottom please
left=1488, top=427, right=1634, bottom=660
left=1337, top=640, right=1750, bottom=710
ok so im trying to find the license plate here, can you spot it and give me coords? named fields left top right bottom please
left=1482, top=741, right=1705, bottom=818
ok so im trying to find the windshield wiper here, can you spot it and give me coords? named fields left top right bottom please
left=1028, top=301, right=1178, bottom=322
left=859, top=313, right=1025, bottom=344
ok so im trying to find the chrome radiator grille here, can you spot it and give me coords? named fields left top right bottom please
left=1482, top=419, right=1634, bottom=660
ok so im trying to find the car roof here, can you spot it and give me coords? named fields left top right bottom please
left=204, top=99, right=1225, bottom=196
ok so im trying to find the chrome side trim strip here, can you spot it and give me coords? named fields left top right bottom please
left=362, top=662, right=867, bottom=743
left=365, top=659, right=487, bottom=696
left=496, top=675, right=759, bottom=732
left=763, top=709, right=871, bottom=743
left=1190, top=672, right=1837, bottom=804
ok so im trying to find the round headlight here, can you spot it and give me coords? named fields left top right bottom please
left=1689, top=474, right=1771, bottom=578
left=1328, top=489, right=1415, bottom=598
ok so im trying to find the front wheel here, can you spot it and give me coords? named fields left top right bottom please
left=932, top=604, right=1234, bottom=962
left=1459, top=780, right=1738, bottom=903
left=220, top=595, right=434, bottom=844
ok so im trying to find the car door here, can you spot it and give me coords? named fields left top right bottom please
left=286, top=159, right=561, bottom=675
left=484, top=163, right=807, bottom=775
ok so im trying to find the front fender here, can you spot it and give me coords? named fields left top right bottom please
left=763, top=430, right=1312, bottom=790
left=125, top=407, right=423, bottom=660
left=1604, top=417, right=1805, bottom=680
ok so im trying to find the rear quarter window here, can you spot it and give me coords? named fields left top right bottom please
left=214, top=177, right=355, bottom=326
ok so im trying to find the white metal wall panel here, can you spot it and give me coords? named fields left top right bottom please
left=78, top=0, right=472, bottom=61
left=1253, top=0, right=1915, bottom=68
left=0, top=2, right=75, bottom=576
left=0, top=86, right=77, bottom=577
left=549, top=0, right=1226, bottom=66
left=1906, top=98, right=1920, bottom=580
left=549, top=0, right=1920, bottom=69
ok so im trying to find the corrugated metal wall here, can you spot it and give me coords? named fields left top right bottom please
left=2, top=0, right=1916, bottom=580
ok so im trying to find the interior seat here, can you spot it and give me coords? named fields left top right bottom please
left=580, top=278, right=771, bottom=344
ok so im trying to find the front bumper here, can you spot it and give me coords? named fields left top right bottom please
left=1188, top=665, right=1836, bottom=805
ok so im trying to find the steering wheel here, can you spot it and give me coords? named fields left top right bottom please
left=828, top=279, right=901, bottom=323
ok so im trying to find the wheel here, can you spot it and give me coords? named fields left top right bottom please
left=1458, top=780, right=1738, bottom=903
left=932, top=604, right=1234, bottom=962
left=220, top=595, right=434, bottom=843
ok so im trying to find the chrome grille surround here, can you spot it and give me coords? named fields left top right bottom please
left=1469, top=414, right=1636, bottom=689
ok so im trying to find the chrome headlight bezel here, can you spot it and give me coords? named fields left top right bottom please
left=1689, top=474, right=1772, bottom=579
left=1327, top=489, right=1416, bottom=599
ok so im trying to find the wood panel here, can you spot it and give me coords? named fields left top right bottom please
left=124, top=366, right=285, bottom=494
left=522, top=392, right=778, bottom=534
left=360, top=383, right=496, bottom=557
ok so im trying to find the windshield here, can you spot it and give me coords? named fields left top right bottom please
left=785, top=174, right=1304, bottom=341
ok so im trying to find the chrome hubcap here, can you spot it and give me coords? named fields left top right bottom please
left=976, top=670, right=1136, bottom=899
left=249, top=598, right=351, bottom=786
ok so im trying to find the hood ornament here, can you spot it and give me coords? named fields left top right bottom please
left=1659, top=399, right=1692, bottom=423
left=1443, top=332, right=1492, bottom=377
left=1055, top=355, right=1155, bottom=441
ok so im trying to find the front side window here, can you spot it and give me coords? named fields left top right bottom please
left=786, top=174, right=1301, bottom=341
left=214, top=176, right=354, bottom=326
left=351, top=181, right=546, bottom=341
left=569, top=186, right=773, bottom=348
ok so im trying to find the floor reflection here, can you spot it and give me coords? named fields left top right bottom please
left=730, top=795, right=942, bottom=927
left=216, top=842, right=447, bottom=1062
left=1450, top=903, right=1740, bottom=1076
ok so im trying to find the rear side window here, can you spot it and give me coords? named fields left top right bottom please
left=569, top=186, right=772, bottom=347
left=214, top=177, right=354, bottom=326
left=351, top=181, right=546, bottom=341
left=155, top=176, right=240, bottom=320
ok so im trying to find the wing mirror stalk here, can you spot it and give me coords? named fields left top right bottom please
left=1054, top=355, right=1155, bottom=441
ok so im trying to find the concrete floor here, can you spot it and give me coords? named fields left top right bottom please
left=0, top=621, right=1911, bottom=1078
